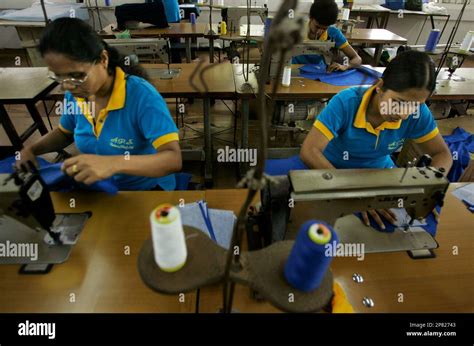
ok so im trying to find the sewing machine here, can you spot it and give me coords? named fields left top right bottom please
left=268, top=40, right=335, bottom=81
left=0, top=170, right=89, bottom=266
left=254, top=165, right=449, bottom=257
left=104, top=38, right=181, bottom=79
left=221, top=5, right=269, bottom=34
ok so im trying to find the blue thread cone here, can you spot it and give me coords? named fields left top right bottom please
left=284, top=220, right=339, bottom=292
left=425, top=29, right=441, bottom=53
left=190, top=13, right=197, bottom=25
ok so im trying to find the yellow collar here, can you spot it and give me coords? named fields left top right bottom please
left=319, top=29, right=328, bottom=41
left=75, top=67, right=126, bottom=112
left=353, top=85, right=402, bottom=136
left=106, top=66, right=127, bottom=111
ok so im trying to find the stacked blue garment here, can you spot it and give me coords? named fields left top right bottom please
left=443, top=127, right=473, bottom=182
left=299, top=65, right=382, bottom=86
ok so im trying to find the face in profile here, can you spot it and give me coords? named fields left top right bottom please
left=377, top=87, right=430, bottom=123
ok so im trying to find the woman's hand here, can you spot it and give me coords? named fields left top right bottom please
left=62, top=154, right=118, bottom=185
left=328, top=63, right=349, bottom=73
left=459, top=162, right=474, bottom=182
left=15, top=147, right=39, bottom=172
left=361, top=209, right=397, bottom=230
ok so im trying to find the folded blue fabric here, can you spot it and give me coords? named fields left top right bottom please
left=265, top=155, right=308, bottom=176
left=0, top=156, right=118, bottom=195
left=355, top=206, right=440, bottom=237
left=299, top=65, right=382, bottom=86
left=443, top=127, right=473, bottom=182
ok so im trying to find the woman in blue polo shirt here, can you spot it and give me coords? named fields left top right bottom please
left=294, top=0, right=362, bottom=72
left=300, top=50, right=453, bottom=227
left=16, top=18, right=182, bottom=191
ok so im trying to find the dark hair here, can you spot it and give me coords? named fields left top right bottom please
left=39, top=17, right=149, bottom=80
left=381, top=50, right=436, bottom=93
left=309, top=0, right=339, bottom=26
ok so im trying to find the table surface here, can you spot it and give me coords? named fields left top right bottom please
left=102, top=23, right=208, bottom=38
left=0, top=19, right=45, bottom=27
left=346, top=28, right=407, bottom=44
left=234, top=64, right=474, bottom=101
left=199, top=184, right=474, bottom=313
left=0, top=67, right=56, bottom=102
left=0, top=191, right=204, bottom=313
left=351, top=4, right=391, bottom=12
left=144, top=62, right=236, bottom=98
left=0, top=184, right=472, bottom=313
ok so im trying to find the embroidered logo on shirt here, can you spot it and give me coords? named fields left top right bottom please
left=110, top=137, right=134, bottom=150
left=388, top=139, right=405, bottom=151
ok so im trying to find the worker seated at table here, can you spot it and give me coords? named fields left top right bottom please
left=300, top=50, right=453, bottom=227
left=294, top=0, right=362, bottom=72
left=16, top=18, right=182, bottom=191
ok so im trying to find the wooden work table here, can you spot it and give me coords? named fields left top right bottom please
left=0, top=184, right=472, bottom=313
left=0, top=191, right=204, bottom=313
left=200, top=184, right=474, bottom=313
left=101, top=23, right=208, bottom=63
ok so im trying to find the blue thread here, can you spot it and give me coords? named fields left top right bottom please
left=425, top=29, right=441, bottom=53
left=198, top=201, right=217, bottom=242
left=284, top=220, right=339, bottom=292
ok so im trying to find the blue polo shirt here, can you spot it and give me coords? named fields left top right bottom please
left=58, top=67, right=179, bottom=191
left=293, top=25, right=349, bottom=65
left=314, top=86, right=439, bottom=169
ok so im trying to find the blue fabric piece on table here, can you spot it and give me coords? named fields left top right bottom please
left=0, top=156, right=118, bottom=195
left=264, top=155, right=308, bottom=176
left=299, top=65, right=382, bottom=86
left=354, top=206, right=440, bottom=237
left=443, top=127, right=473, bottom=182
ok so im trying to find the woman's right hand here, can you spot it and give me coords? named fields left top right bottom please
left=15, top=147, right=39, bottom=172
left=361, top=209, right=397, bottom=230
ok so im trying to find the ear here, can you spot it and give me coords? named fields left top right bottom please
left=100, top=49, right=109, bottom=69
left=375, top=79, right=384, bottom=94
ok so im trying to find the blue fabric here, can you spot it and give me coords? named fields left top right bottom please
left=60, top=68, right=179, bottom=191
left=315, top=86, right=438, bottom=169
left=0, top=156, right=118, bottom=194
left=443, top=127, right=473, bottom=182
left=175, top=173, right=192, bottom=190
left=264, top=155, right=308, bottom=176
left=299, top=65, right=382, bottom=86
left=292, top=26, right=348, bottom=65
left=163, top=0, right=181, bottom=23
left=355, top=206, right=440, bottom=237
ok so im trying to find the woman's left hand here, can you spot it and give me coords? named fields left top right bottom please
left=328, top=63, right=349, bottom=73
left=62, top=154, right=118, bottom=185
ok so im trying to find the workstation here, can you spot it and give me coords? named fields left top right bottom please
left=0, top=0, right=473, bottom=340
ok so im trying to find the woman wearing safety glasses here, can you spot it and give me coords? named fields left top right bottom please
left=16, top=18, right=182, bottom=191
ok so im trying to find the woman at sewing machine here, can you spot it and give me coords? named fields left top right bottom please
left=16, top=18, right=182, bottom=191
left=293, top=0, right=362, bottom=72
left=300, top=50, right=453, bottom=228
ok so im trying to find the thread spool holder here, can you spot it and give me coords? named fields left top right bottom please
left=138, top=226, right=334, bottom=313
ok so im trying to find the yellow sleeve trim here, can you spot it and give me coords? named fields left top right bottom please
left=338, top=41, right=349, bottom=49
left=152, top=133, right=179, bottom=149
left=413, top=127, right=439, bottom=144
left=58, top=124, right=73, bottom=134
left=314, top=120, right=335, bottom=141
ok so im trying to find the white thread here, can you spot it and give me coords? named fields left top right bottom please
left=282, top=65, right=292, bottom=87
left=150, top=204, right=187, bottom=272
